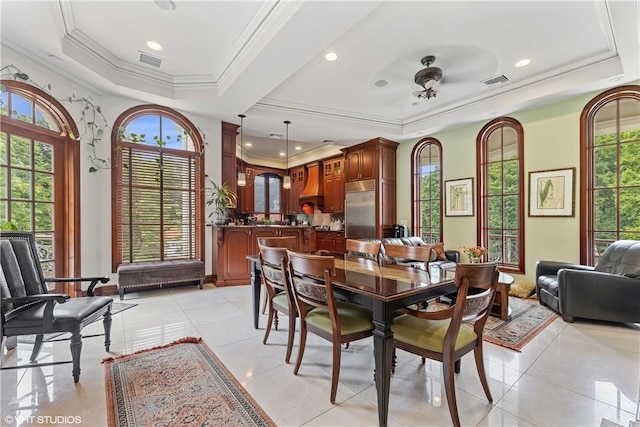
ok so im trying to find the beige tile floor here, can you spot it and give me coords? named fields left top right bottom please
left=1, top=283, right=639, bottom=426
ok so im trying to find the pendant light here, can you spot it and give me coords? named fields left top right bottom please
left=237, top=114, right=246, bottom=187
left=282, top=120, right=291, bottom=189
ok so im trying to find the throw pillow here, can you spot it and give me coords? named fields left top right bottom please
left=432, top=242, right=448, bottom=261
left=419, top=244, right=438, bottom=262
left=508, top=280, right=536, bottom=299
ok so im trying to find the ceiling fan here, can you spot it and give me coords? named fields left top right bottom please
left=412, top=55, right=443, bottom=100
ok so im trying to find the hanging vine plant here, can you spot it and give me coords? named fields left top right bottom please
left=1, top=64, right=111, bottom=172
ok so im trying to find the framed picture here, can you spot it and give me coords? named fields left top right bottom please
left=445, top=177, right=474, bottom=216
left=528, top=167, right=575, bottom=217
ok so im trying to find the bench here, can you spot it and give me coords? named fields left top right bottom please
left=116, top=260, right=205, bottom=300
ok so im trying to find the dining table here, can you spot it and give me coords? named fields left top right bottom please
left=247, top=252, right=457, bottom=427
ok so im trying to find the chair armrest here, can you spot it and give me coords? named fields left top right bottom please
left=45, top=276, right=110, bottom=296
left=2, top=294, right=70, bottom=329
left=558, top=269, right=640, bottom=318
left=535, top=260, right=593, bottom=278
left=445, top=250, right=460, bottom=263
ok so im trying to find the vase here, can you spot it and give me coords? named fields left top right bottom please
left=469, top=256, right=482, bottom=263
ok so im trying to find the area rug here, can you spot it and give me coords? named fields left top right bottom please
left=103, top=337, right=275, bottom=427
left=483, top=297, right=559, bottom=351
left=18, top=302, right=137, bottom=344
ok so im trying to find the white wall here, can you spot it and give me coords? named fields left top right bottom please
left=2, top=51, right=223, bottom=280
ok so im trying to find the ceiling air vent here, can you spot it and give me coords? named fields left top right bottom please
left=268, top=132, right=283, bottom=139
left=139, top=52, right=162, bottom=68
left=322, top=139, right=337, bottom=144
left=482, top=74, right=509, bottom=85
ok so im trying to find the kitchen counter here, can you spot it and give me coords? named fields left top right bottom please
left=211, top=225, right=316, bottom=286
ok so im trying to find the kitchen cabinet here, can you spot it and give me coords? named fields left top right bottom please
left=287, top=166, right=306, bottom=214
left=212, top=226, right=313, bottom=285
left=342, top=138, right=399, bottom=238
left=345, top=145, right=376, bottom=182
left=322, top=157, right=345, bottom=213
left=316, top=230, right=346, bottom=253
left=237, top=168, right=254, bottom=213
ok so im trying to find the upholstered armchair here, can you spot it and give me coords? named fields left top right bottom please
left=536, top=240, right=640, bottom=323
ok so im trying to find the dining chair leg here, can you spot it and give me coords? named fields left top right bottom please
left=263, top=305, right=275, bottom=344
left=293, top=323, right=307, bottom=375
left=30, top=334, right=44, bottom=362
left=330, top=339, right=342, bottom=403
left=442, top=356, right=461, bottom=427
left=285, top=312, right=296, bottom=363
left=473, top=346, right=493, bottom=402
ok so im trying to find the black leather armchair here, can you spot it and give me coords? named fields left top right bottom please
left=1, top=231, right=113, bottom=382
left=536, top=240, right=640, bottom=323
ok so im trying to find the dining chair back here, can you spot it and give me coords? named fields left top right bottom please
left=0, top=231, right=113, bottom=382
left=383, top=243, right=432, bottom=269
left=391, top=262, right=499, bottom=427
left=346, top=239, right=381, bottom=261
left=258, top=243, right=297, bottom=363
left=257, top=236, right=299, bottom=251
left=287, top=250, right=374, bottom=403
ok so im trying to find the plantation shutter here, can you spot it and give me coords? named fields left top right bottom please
left=116, top=142, right=201, bottom=264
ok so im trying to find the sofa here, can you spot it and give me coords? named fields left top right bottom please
left=536, top=240, right=640, bottom=323
left=359, top=236, right=459, bottom=271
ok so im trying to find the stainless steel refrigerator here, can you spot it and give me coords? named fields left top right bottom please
left=344, top=179, right=376, bottom=239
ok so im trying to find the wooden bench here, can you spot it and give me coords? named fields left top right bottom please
left=116, top=260, right=205, bottom=300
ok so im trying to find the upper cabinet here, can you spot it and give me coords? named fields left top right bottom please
left=323, top=156, right=344, bottom=213
left=345, top=145, right=376, bottom=182
left=287, top=165, right=306, bottom=214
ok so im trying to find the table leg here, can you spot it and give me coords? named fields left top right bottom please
left=372, top=300, right=394, bottom=427
left=251, top=262, right=261, bottom=329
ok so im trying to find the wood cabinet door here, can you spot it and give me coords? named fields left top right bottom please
left=334, top=236, right=346, bottom=253
left=252, top=228, right=278, bottom=254
left=345, top=151, right=361, bottom=182
left=359, top=146, right=377, bottom=181
left=332, top=173, right=344, bottom=212
left=221, top=228, right=252, bottom=281
left=323, top=176, right=334, bottom=212
left=279, top=228, right=303, bottom=251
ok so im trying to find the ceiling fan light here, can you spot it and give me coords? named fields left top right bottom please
left=414, top=66, right=443, bottom=89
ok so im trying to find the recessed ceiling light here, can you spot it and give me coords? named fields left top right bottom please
left=295, top=146, right=302, bottom=150
left=325, top=52, right=338, bottom=62
left=279, top=152, right=285, bottom=156
left=375, top=80, right=388, bottom=87
left=147, top=41, right=162, bottom=51
left=154, top=0, right=176, bottom=11
left=515, top=59, right=530, bottom=67
left=245, top=142, right=252, bottom=147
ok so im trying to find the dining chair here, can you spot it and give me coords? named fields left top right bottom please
left=346, top=239, right=381, bottom=261
left=258, top=243, right=298, bottom=363
left=383, top=243, right=433, bottom=269
left=391, top=262, right=499, bottom=427
left=257, top=236, right=298, bottom=315
left=1, top=231, right=113, bottom=383
left=286, top=250, right=374, bottom=403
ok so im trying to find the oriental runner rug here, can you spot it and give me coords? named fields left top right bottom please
left=483, top=297, right=559, bottom=351
left=103, top=337, right=274, bottom=427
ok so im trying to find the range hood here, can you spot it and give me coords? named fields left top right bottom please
left=298, top=161, right=324, bottom=212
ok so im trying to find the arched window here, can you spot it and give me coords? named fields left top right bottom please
left=0, top=80, right=80, bottom=286
left=112, top=105, right=204, bottom=270
left=411, top=138, right=442, bottom=242
left=580, top=85, right=640, bottom=265
left=477, top=117, right=524, bottom=273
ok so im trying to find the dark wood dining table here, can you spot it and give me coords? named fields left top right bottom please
left=247, top=253, right=457, bottom=427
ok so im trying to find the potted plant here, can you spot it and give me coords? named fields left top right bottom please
left=205, top=180, right=238, bottom=225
